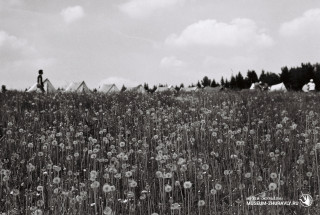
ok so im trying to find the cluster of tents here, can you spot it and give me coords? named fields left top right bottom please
left=180, top=83, right=287, bottom=92
left=26, top=79, right=225, bottom=94
left=26, top=78, right=293, bottom=94
left=249, top=82, right=287, bottom=92
left=26, top=79, right=148, bottom=94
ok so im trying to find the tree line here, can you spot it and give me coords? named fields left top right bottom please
left=140, top=62, right=320, bottom=92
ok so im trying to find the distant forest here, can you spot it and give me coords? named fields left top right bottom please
left=142, top=62, right=320, bottom=92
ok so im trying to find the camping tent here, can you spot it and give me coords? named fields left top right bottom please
left=27, top=79, right=56, bottom=93
left=269, top=83, right=287, bottom=92
left=203, top=86, right=224, bottom=92
left=127, top=85, right=146, bottom=93
left=98, top=84, right=119, bottom=93
left=250, top=82, right=262, bottom=90
left=155, top=86, right=169, bottom=92
left=155, top=86, right=176, bottom=92
left=180, top=87, right=198, bottom=92
left=65, top=81, right=91, bottom=93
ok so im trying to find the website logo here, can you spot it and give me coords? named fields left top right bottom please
left=299, top=193, right=313, bottom=207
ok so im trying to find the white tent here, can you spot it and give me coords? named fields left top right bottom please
left=127, top=85, right=146, bottom=93
left=27, top=79, right=56, bottom=93
left=180, top=87, right=198, bottom=92
left=156, top=86, right=176, bottom=92
left=269, top=83, right=287, bottom=92
left=250, top=82, right=262, bottom=90
left=155, top=86, right=169, bottom=92
left=65, top=81, right=91, bottom=93
left=302, top=84, right=309, bottom=92
left=98, top=84, right=119, bottom=93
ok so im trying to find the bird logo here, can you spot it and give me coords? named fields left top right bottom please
left=299, top=192, right=313, bottom=207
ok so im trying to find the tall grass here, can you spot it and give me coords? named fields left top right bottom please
left=0, top=91, right=319, bottom=214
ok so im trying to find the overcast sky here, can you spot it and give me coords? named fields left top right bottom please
left=1, top=0, right=320, bottom=89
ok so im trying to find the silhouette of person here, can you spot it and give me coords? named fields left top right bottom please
left=1, top=85, right=7, bottom=93
left=307, top=79, right=315, bottom=92
left=37, top=70, right=45, bottom=93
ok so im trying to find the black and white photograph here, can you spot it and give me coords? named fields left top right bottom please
left=1, top=0, right=320, bottom=214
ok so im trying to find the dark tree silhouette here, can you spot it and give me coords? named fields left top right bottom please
left=210, top=79, right=219, bottom=87
left=220, top=77, right=225, bottom=86
left=235, top=72, right=245, bottom=89
left=230, top=75, right=236, bottom=89
left=121, top=85, right=127, bottom=92
left=224, top=79, right=230, bottom=88
left=197, top=81, right=202, bottom=88
left=280, top=66, right=290, bottom=89
left=260, top=71, right=281, bottom=86
left=201, top=76, right=211, bottom=87
left=144, top=83, right=149, bottom=92
left=246, top=70, right=259, bottom=85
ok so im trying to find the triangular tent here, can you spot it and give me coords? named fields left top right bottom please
left=155, top=86, right=169, bottom=92
left=65, top=81, right=91, bottom=93
left=250, top=82, right=262, bottom=90
left=168, top=86, right=176, bottom=91
left=27, top=79, right=56, bottom=93
left=180, top=87, right=197, bottom=92
left=98, top=84, right=119, bottom=93
left=269, top=82, right=287, bottom=92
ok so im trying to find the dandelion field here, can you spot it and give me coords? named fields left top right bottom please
left=1, top=91, right=320, bottom=214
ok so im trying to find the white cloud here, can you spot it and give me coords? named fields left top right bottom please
left=280, top=9, right=320, bottom=37
left=99, top=77, right=138, bottom=88
left=61, top=6, right=84, bottom=24
left=0, top=30, right=56, bottom=89
left=0, top=30, right=37, bottom=58
left=160, top=56, right=186, bottom=68
left=119, top=0, right=185, bottom=18
left=166, top=18, right=274, bottom=47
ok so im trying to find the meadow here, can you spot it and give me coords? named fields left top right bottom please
left=0, top=91, right=319, bottom=215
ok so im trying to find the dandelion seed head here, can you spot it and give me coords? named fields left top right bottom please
left=268, top=182, right=277, bottom=191
left=53, top=177, right=61, bottom=184
left=198, top=200, right=205, bottom=207
left=90, top=181, right=100, bottom=189
left=183, top=181, right=192, bottom=189
left=270, top=173, right=277, bottom=179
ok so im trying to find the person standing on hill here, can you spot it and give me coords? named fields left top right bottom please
left=307, top=79, right=315, bottom=92
left=37, top=70, right=45, bottom=93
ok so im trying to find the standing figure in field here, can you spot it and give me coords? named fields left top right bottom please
left=1, top=85, right=7, bottom=93
left=37, top=70, right=45, bottom=93
left=307, top=79, right=315, bottom=92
